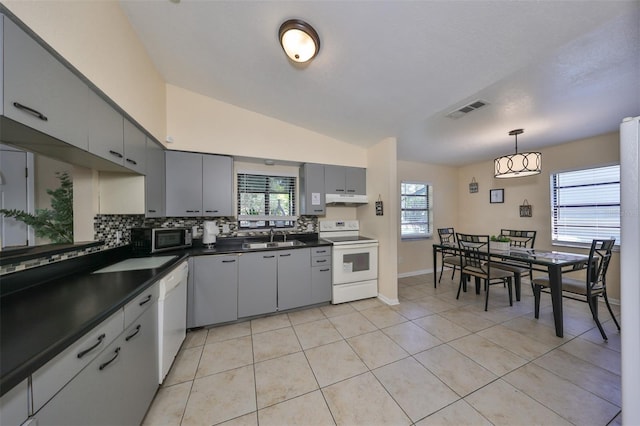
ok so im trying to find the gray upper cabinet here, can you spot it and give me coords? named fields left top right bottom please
left=2, top=16, right=89, bottom=150
left=323, top=165, right=366, bottom=195
left=166, top=151, right=233, bottom=217
left=123, top=120, right=146, bottom=174
left=165, top=151, right=203, bottom=217
left=238, top=251, right=277, bottom=317
left=277, top=249, right=311, bottom=310
left=299, top=163, right=326, bottom=216
left=145, top=140, right=165, bottom=217
left=202, top=154, right=233, bottom=216
left=88, top=90, right=124, bottom=164
left=192, top=254, right=238, bottom=326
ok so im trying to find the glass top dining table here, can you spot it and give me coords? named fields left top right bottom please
left=432, top=243, right=591, bottom=337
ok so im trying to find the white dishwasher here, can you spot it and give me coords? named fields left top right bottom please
left=158, top=260, right=189, bottom=384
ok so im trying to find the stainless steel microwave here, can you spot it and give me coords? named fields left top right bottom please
left=130, top=227, right=192, bottom=254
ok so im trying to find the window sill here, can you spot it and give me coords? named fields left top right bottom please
left=552, top=241, right=620, bottom=253
left=401, top=235, right=432, bottom=242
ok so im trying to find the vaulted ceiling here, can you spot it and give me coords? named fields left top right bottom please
left=120, top=0, right=640, bottom=165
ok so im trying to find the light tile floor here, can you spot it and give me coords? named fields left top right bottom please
left=143, top=272, right=622, bottom=426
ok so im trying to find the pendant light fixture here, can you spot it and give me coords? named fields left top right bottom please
left=494, top=129, right=541, bottom=178
left=279, top=19, right=320, bottom=63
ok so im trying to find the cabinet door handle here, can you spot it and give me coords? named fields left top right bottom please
left=126, top=158, right=138, bottom=166
left=125, top=325, right=141, bottom=342
left=279, top=253, right=291, bottom=257
left=320, top=268, right=330, bottom=272
left=316, top=259, right=327, bottom=263
left=77, top=333, right=106, bottom=359
left=139, top=294, right=152, bottom=306
left=263, top=255, right=275, bottom=258
left=12, top=102, right=48, bottom=121
left=335, top=189, right=345, bottom=192
left=346, top=189, right=356, bottom=193
left=316, top=250, right=327, bottom=254
left=109, top=150, right=123, bottom=158
left=186, top=210, right=201, bottom=213
left=222, top=260, right=236, bottom=263
left=205, top=210, right=219, bottom=213
left=314, top=209, right=323, bottom=213
left=99, top=347, right=121, bottom=371
left=148, top=209, right=157, bottom=213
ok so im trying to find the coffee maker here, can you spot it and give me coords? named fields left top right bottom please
left=202, top=220, right=219, bottom=248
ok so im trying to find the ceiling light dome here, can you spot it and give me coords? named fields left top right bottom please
left=279, top=19, right=320, bottom=63
left=494, top=129, right=541, bottom=178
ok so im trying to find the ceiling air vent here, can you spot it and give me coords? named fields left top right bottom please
left=446, top=99, right=489, bottom=119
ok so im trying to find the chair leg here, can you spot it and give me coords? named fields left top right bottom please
left=588, top=295, right=608, bottom=341
left=451, top=266, right=456, bottom=280
left=507, top=277, right=513, bottom=306
left=602, top=290, right=621, bottom=331
left=438, top=260, right=445, bottom=283
left=533, top=285, right=541, bottom=319
left=484, top=280, right=490, bottom=311
left=456, top=274, right=464, bottom=300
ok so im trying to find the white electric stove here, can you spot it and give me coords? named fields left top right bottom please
left=319, top=220, right=379, bottom=304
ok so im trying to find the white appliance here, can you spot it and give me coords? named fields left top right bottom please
left=319, top=220, right=378, bottom=304
left=158, top=260, right=189, bottom=384
left=202, top=220, right=219, bottom=247
left=620, top=115, right=639, bottom=425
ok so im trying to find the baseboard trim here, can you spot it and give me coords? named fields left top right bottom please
left=378, top=294, right=400, bottom=306
left=398, top=268, right=434, bottom=278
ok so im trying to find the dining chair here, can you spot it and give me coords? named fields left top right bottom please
left=532, top=238, right=619, bottom=341
left=491, top=229, right=537, bottom=292
left=437, top=227, right=462, bottom=283
left=456, top=233, right=514, bottom=311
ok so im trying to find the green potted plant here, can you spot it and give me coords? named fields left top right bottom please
left=0, top=172, right=73, bottom=244
left=490, top=235, right=511, bottom=251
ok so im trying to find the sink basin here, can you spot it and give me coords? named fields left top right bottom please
left=242, top=240, right=306, bottom=250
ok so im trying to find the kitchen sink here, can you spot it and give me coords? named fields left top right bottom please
left=242, top=240, right=306, bottom=250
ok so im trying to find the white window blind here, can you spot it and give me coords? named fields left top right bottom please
left=551, top=165, right=620, bottom=246
left=237, top=173, right=296, bottom=228
left=401, top=181, right=433, bottom=239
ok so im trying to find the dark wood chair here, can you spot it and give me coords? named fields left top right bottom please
left=437, top=228, right=462, bottom=283
left=456, top=233, right=514, bottom=311
left=532, top=238, right=619, bottom=340
left=491, top=229, right=537, bottom=294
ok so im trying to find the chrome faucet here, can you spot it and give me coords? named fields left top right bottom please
left=269, top=228, right=275, bottom=242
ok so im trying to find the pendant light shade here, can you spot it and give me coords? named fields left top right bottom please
left=279, top=19, right=320, bottom=63
left=494, top=129, right=541, bottom=178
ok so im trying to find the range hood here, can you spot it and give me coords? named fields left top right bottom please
left=325, top=193, right=369, bottom=206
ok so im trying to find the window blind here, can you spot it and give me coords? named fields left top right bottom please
left=237, top=173, right=296, bottom=228
left=551, top=165, right=620, bottom=246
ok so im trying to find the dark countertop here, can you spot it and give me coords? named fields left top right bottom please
left=0, top=247, right=188, bottom=396
left=0, top=234, right=331, bottom=396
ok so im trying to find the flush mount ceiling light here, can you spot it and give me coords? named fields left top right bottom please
left=494, top=129, right=542, bottom=178
left=279, top=19, right=320, bottom=63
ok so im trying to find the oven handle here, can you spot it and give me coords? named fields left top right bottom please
left=331, top=243, right=379, bottom=250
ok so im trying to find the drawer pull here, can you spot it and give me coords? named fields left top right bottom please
left=109, top=150, right=123, bottom=158
left=314, top=209, right=323, bottom=212
left=316, top=259, right=327, bottom=263
left=186, top=210, right=200, bottom=213
left=279, top=253, right=291, bottom=257
left=12, top=102, right=48, bottom=121
left=125, top=158, right=138, bottom=166
left=139, top=294, right=152, bottom=306
left=99, top=347, right=121, bottom=371
left=264, top=255, right=275, bottom=259
left=222, top=260, right=236, bottom=263
left=205, top=210, right=219, bottom=213
left=320, top=268, right=330, bottom=272
left=316, top=250, right=327, bottom=254
left=125, top=325, right=142, bottom=342
left=148, top=209, right=157, bottom=213
left=77, top=333, right=106, bottom=359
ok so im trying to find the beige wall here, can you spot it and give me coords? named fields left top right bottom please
left=166, top=85, right=367, bottom=166
left=3, top=1, right=166, bottom=142
left=397, top=160, right=459, bottom=276
left=456, top=131, right=621, bottom=300
left=360, top=137, right=399, bottom=304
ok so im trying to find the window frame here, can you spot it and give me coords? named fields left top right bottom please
left=400, top=180, right=433, bottom=241
left=236, top=170, right=297, bottom=230
left=550, top=164, right=620, bottom=249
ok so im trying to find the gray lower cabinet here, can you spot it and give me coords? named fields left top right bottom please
left=277, top=249, right=311, bottom=311
left=2, top=16, right=89, bottom=151
left=0, top=379, right=28, bottom=426
left=33, top=299, right=158, bottom=425
left=238, top=251, right=277, bottom=317
left=145, top=139, right=165, bottom=217
left=311, top=248, right=332, bottom=304
left=192, top=254, right=238, bottom=327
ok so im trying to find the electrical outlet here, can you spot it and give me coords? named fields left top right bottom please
left=116, top=231, right=122, bottom=244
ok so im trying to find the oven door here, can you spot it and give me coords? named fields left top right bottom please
left=332, top=242, right=378, bottom=284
